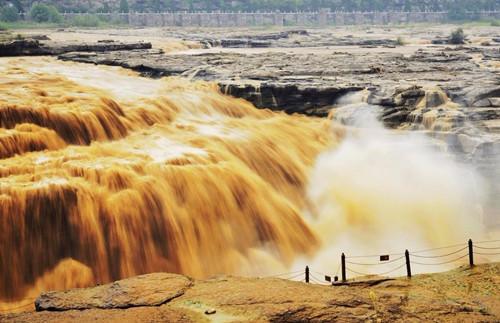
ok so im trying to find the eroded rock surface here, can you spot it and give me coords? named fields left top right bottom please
left=1, top=263, right=499, bottom=322
left=59, top=45, right=500, bottom=121
left=35, top=273, right=192, bottom=311
left=0, top=38, right=152, bottom=56
left=52, top=26, right=500, bottom=220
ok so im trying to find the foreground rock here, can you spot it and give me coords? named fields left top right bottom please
left=35, top=273, right=192, bottom=311
left=2, top=263, right=499, bottom=322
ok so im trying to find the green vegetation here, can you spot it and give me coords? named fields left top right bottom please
left=71, top=14, right=102, bottom=27
left=29, top=3, right=51, bottom=22
left=48, top=5, right=62, bottom=23
left=1, top=0, right=499, bottom=13
left=120, top=0, right=130, bottom=13
left=29, top=3, right=62, bottom=23
left=448, top=2, right=469, bottom=21
left=0, top=0, right=497, bottom=30
left=0, top=21, right=63, bottom=30
left=0, top=2, right=128, bottom=30
left=0, top=7, right=126, bottom=30
left=449, top=28, right=465, bottom=44
left=0, top=6, right=20, bottom=22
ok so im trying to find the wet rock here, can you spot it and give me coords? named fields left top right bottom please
left=56, top=35, right=498, bottom=127
left=431, top=37, right=448, bottom=45
left=381, top=107, right=412, bottom=127
left=221, top=81, right=363, bottom=116
left=0, top=39, right=152, bottom=57
left=457, top=134, right=483, bottom=154
left=35, top=273, right=192, bottom=311
left=425, top=90, right=447, bottom=108
left=466, top=108, right=500, bottom=123
left=219, top=39, right=272, bottom=48
left=411, top=50, right=470, bottom=63
left=464, top=86, right=500, bottom=107
left=204, top=31, right=309, bottom=48
left=0, top=39, right=41, bottom=56
left=394, top=86, right=425, bottom=107
left=355, top=39, right=396, bottom=46
left=165, top=28, right=395, bottom=49
left=490, top=98, right=500, bottom=107
left=481, top=48, right=500, bottom=61
left=30, top=35, right=51, bottom=41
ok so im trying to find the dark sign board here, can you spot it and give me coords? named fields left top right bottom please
left=380, top=255, right=390, bottom=261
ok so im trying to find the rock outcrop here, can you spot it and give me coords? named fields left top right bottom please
left=35, top=273, right=192, bottom=311
left=0, top=38, right=152, bottom=57
left=1, top=263, right=499, bottom=322
left=58, top=42, right=499, bottom=125
left=220, top=81, right=363, bottom=115
left=4, top=27, right=499, bottom=129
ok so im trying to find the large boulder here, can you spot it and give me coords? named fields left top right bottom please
left=35, top=273, right=192, bottom=311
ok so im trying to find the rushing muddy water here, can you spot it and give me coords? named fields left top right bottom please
left=0, top=57, right=332, bottom=303
left=0, top=57, right=497, bottom=311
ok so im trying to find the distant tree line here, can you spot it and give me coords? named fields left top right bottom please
left=2, top=0, right=500, bottom=13
left=1, top=0, right=499, bottom=15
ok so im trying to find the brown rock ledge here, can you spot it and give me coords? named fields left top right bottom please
left=35, top=273, right=193, bottom=311
left=1, top=263, right=499, bottom=322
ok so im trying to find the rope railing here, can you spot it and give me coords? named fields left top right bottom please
left=260, top=238, right=500, bottom=286
left=284, top=272, right=305, bottom=281
left=264, top=270, right=303, bottom=279
left=475, top=251, right=500, bottom=256
left=345, top=252, right=404, bottom=259
left=409, top=242, right=469, bottom=254
left=347, top=262, right=406, bottom=277
left=409, top=246, right=468, bottom=258
left=474, top=245, right=500, bottom=250
left=476, top=239, right=500, bottom=244
left=309, top=272, right=330, bottom=285
left=1, top=238, right=499, bottom=314
left=411, top=253, right=469, bottom=266
left=473, top=241, right=500, bottom=256
left=346, top=255, right=405, bottom=266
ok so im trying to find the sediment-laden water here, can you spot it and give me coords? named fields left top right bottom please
left=0, top=57, right=333, bottom=302
left=0, top=57, right=495, bottom=311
